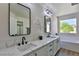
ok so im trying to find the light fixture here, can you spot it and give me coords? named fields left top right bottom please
left=44, top=9, right=53, bottom=16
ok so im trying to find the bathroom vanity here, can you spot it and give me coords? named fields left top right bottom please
left=0, top=36, right=60, bottom=56
left=25, top=36, right=60, bottom=56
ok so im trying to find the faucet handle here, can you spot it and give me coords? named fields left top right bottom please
left=25, top=41, right=28, bottom=44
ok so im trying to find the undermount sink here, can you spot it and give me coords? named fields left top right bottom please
left=17, top=43, right=37, bottom=52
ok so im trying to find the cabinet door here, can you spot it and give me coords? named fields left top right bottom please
left=56, top=38, right=60, bottom=51
left=35, top=46, right=49, bottom=56
left=57, top=38, right=60, bottom=50
left=48, top=42, right=54, bottom=56
left=25, top=45, right=49, bottom=56
left=54, top=38, right=60, bottom=55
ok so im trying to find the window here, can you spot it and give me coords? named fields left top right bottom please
left=59, top=18, right=77, bottom=33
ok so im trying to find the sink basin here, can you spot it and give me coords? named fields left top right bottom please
left=17, top=43, right=37, bottom=52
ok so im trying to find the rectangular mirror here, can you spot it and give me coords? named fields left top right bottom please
left=8, top=3, right=31, bottom=36
left=44, top=16, right=51, bottom=33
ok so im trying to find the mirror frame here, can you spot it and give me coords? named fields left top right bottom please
left=44, top=16, right=51, bottom=33
left=8, top=3, right=31, bottom=36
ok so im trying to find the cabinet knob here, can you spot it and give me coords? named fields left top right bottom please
left=49, top=49, right=52, bottom=52
left=49, top=44, right=52, bottom=47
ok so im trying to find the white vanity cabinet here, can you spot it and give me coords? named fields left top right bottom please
left=26, top=43, right=54, bottom=56
left=34, top=42, right=55, bottom=56
left=34, top=45, right=49, bottom=56
left=53, top=38, right=60, bottom=55
left=24, top=37, right=60, bottom=56
left=26, top=45, right=49, bottom=56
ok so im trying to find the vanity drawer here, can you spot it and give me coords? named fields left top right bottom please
left=48, top=41, right=54, bottom=47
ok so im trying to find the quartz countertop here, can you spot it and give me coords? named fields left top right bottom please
left=0, top=36, right=59, bottom=56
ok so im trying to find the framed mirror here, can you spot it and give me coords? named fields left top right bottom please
left=44, top=16, right=51, bottom=33
left=8, top=3, right=31, bottom=36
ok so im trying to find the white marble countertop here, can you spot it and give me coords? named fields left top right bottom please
left=0, top=36, right=59, bottom=56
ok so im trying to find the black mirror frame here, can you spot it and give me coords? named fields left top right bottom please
left=8, top=3, right=31, bottom=36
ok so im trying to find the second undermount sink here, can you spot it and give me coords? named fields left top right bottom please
left=17, top=43, right=37, bottom=52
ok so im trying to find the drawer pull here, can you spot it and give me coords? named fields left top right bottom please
left=49, top=45, right=52, bottom=47
left=49, top=49, right=52, bottom=52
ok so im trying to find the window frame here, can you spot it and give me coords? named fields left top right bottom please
left=58, top=16, right=78, bottom=34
